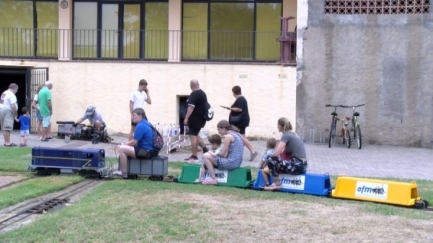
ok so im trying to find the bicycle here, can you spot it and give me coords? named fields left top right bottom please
left=325, top=104, right=351, bottom=148
left=341, top=104, right=365, bottom=149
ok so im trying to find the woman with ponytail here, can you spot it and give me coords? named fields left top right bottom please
left=263, top=117, right=308, bottom=191
left=199, top=120, right=244, bottom=185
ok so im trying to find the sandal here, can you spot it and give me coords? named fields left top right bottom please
left=4, top=143, right=17, bottom=147
left=263, top=183, right=282, bottom=191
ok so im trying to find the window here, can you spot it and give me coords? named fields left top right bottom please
left=0, top=0, right=58, bottom=57
left=73, top=0, right=168, bottom=60
left=182, top=0, right=282, bottom=61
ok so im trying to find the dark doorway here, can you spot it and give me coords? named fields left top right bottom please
left=178, top=96, right=188, bottom=134
left=0, top=68, right=27, bottom=130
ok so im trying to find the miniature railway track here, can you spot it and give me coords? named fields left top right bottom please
left=0, top=177, right=34, bottom=190
left=0, top=180, right=101, bottom=232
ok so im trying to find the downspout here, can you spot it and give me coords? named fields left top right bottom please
left=296, top=0, right=308, bottom=86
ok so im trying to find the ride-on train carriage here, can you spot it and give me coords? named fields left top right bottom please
left=29, top=147, right=107, bottom=177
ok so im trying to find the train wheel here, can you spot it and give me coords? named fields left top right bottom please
left=415, top=200, right=428, bottom=209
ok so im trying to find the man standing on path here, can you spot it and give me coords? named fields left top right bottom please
left=38, top=80, right=53, bottom=142
left=0, top=83, right=19, bottom=146
left=129, top=79, right=151, bottom=141
left=183, top=79, right=209, bottom=163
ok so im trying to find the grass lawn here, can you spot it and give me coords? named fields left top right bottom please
left=0, top=176, right=84, bottom=210
left=0, top=147, right=32, bottom=172
left=0, top=178, right=432, bottom=242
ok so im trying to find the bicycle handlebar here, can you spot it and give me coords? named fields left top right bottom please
left=340, top=104, right=365, bottom=108
left=325, top=104, right=345, bottom=107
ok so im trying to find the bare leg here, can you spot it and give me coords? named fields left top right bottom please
left=261, top=168, right=270, bottom=186
left=118, top=145, right=136, bottom=174
left=203, top=155, right=217, bottom=179
left=24, top=136, right=28, bottom=145
left=240, top=134, right=255, bottom=153
left=37, top=120, right=42, bottom=139
left=48, top=125, right=52, bottom=138
left=190, top=135, right=198, bottom=156
left=197, top=135, right=205, bottom=149
left=3, top=130, right=11, bottom=145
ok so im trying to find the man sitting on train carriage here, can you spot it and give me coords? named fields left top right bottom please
left=75, top=105, right=105, bottom=130
left=113, top=108, right=156, bottom=178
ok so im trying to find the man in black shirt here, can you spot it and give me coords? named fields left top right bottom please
left=183, top=79, right=209, bottom=162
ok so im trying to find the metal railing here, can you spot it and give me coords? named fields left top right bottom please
left=0, top=28, right=296, bottom=64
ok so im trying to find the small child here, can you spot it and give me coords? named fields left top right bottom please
left=260, top=137, right=277, bottom=187
left=16, top=107, right=31, bottom=147
left=195, top=134, right=223, bottom=183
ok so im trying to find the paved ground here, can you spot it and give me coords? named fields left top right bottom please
left=1, top=131, right=432, bottom=180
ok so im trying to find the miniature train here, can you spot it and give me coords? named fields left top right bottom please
left=56, top=121, right=112, bottom=143
left=29, top=147, right=430, bottom=210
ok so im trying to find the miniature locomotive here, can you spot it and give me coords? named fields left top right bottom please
left=56, top=121, right=112, bottom=143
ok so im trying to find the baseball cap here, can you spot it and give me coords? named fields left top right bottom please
left=45, top=80, right=53, bottom=86
left=85, top=105, right=96, bottom=115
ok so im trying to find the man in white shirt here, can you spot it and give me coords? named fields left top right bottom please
left=129, top=79, right=151, bottom=141
left=0, top=83, right=19, bottom=146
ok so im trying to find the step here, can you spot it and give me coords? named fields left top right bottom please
left=252, top=170, right=332, bottom=196
left=126, top=156, right=168, bottom=176
left=331, top=176, right=422, bottom=207
left=177, top=164, right=252, bottom=188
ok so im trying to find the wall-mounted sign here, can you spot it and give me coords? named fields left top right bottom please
left=60, top=0, right=68, bottom=9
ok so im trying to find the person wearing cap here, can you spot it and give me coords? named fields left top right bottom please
left=38, top=80, right=53, bottom=142
left=199, top=120, right=244, bottom=185
left=75, top=105, right=105, bottom=130
left=0, top=83, right=19, bottom=147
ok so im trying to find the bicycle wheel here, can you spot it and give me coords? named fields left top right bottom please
left=345, top=129, right=351, bottom=148
left=355, top=125, right=362, bottom=149
left=328, top=119, right=336, bottom=148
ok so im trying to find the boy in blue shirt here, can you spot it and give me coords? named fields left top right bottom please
left=16, top=107, right=31, bottom=147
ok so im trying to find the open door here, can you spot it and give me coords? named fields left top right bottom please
left=27, top=68, right=48, bottom=133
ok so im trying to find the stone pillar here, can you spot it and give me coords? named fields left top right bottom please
left=168, top=0, right=181, bottom=62
left=58, top=0, right=73, bottom=60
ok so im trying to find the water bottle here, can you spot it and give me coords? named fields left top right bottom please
left=162, top=123, right=169, bottom=137
left=65, top=135, right=71, bottom=143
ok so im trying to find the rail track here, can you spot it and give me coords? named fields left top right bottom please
left=0, top=180, right=101, bottom=233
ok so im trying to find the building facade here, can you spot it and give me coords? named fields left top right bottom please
left=0, top=0, right=298, bottom=138
left=297, top=0, right=433, bottom=147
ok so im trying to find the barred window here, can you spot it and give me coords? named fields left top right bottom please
left=324, top=0, right=430, bottom=14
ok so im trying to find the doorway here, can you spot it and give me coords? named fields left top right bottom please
left=178, top=96, right=189, bottom=134
left=0, top=67, right=48, bottom=132
left=0, top=68, right=27, bottom=130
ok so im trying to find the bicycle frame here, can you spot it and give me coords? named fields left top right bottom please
left=326, top=104, right=351, bottom=148
left=342, top=104, right=365, bottom=149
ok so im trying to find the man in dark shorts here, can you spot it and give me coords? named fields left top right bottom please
left=183, top=79, right=209, bottom=163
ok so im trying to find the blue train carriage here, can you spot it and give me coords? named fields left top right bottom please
left=252, top=169, right=332, bottom=196
left=29, top=147, right=106, bottom=177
